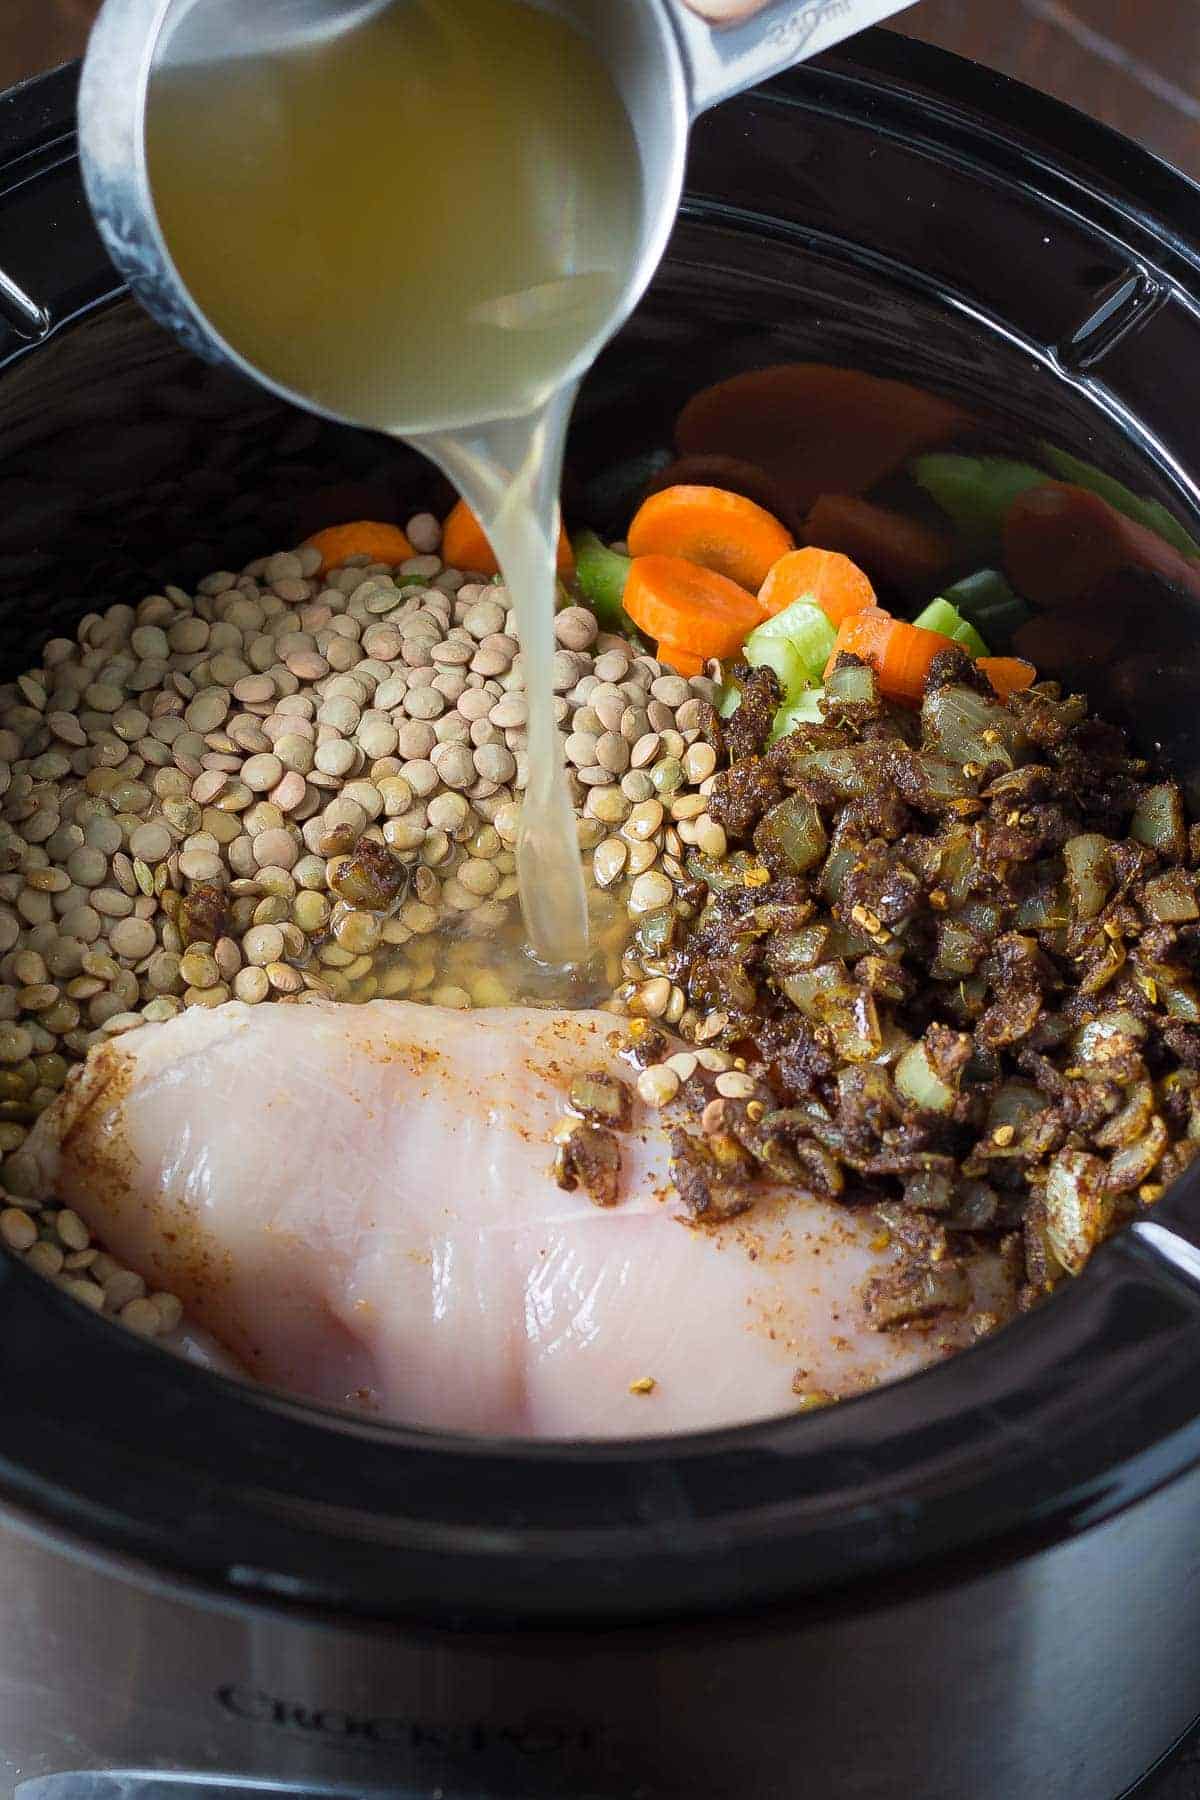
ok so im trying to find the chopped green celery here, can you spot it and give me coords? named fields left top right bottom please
left=745, top=633, right=805, bottom=699
left=1041, top=445, right=1200, bottom=560
left=911, top=453, right=1047, bottom=556
left=572, top=530, right=632, bottom=633
left=746, top=599, right=835, bottom=688
left=953, top=619, right=991, bottom=658
left=724, top=597, right=833, bottom=730
left=913, top=598, right=966, bottom=638
left=769, top=687, right=826, bottom=742
left=941, top=568, right=1031, bottom=641
left=723, top=665, right=823, bottom=734
left=912, top=598, right=990, bottom=659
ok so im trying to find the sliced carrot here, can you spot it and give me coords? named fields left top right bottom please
left=825, top=607, right=954, bottom=707
left=623, top=555, right=765, bottom=661
left=978, top=655, right=1037, bottom=698
left=441, top=498, right=573, bottom=578
left=804, top=493, right=952, bottom=598
left=656, top=640, right=707, bottom=678
left=879, top=622, right=958, bottom=707
left=675, top=364, right=972, bottom=518
left=884, top=634, right=947, bottom=703
left=643, top=454, right=795, bottom=530
left=825, top=608, right=893, bottom=680
left=627, top=485, right=794, bottom=594
left=303, top=519, right=413, bottom=576
left=758, top=546, right=876, bottom=627
left=1003, top=481, right=1200, bottom=609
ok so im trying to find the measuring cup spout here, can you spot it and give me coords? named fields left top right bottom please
left=663, top=0, right=916, bottom=117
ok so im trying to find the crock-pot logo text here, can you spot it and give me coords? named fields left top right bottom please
left=217, top=1684, right=597, bottom=1758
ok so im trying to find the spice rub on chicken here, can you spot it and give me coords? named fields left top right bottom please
left=26, top=998, right=1006, bottom=1436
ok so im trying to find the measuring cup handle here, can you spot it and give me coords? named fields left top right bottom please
left=664, top=0, right=916, bottom=117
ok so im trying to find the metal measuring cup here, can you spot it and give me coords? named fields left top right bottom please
left=77, top=0, right=915, bottom=968
left=77, top=0, right=914, bottom=425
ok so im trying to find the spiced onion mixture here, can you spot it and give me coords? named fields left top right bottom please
left=610, top=647, right=1200, bottom=1330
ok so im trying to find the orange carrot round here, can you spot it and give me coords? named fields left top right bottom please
left=441, top=498, right=573, bottom=578
left=623, top=555, right=765, bottom=661
left=978, top=655, right=1037, bottom=698
left=303, top=519, right=413, bottom=575
left=758, top=546, right=876, bottom=626
left=656, top=640, right=707, bottom=678
left=643, top=454, right=796, bottom=530
left=441, top=499, right=493, bottom=573
left=825, top=607, right=954, bottom=707
left=627, top=485, right=794, bottom=593
left=825, top=608, right=892, bottom=681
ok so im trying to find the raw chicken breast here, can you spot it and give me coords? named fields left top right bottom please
left=29, top=1000, right=1003, bottom=1437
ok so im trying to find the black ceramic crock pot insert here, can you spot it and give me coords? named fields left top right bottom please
left=0, top=33, right=1198, bottom=1637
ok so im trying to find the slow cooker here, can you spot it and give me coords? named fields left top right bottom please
left=2, top=29, right=1200, bottom=1800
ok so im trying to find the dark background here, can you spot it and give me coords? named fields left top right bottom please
left=4, top=1, right=1200, bottom=1796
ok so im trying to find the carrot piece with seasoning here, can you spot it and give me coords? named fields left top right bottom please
left=302, top=519, right=413, bottom=575
left=804, top=492, right=952, bottom=598
left=627, top=484, right=794, bottom=593
left=441, top=497, right=573, bottom=578
left=758, top=545, right=876, bottom=627
left=623, top=555, right=765, bottom=662
left=825, top=607, right=955, bottom=707
left=978, top=655, right=1037, bottom=698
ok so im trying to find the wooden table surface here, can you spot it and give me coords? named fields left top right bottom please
left=894, top=0, right=1199, bottom=181
left=4, top=0, right=1200, bottom=182
left=3, top=4, right=1200, bottom=1797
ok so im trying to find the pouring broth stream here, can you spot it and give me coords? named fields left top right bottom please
left=145, top=0, right=645, bottom=969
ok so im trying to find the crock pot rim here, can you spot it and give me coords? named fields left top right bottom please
left=3, top=37, right=1200, bottom=1630
left=3, top=1225, right=1200, bottom=1632
left=815, top=25, right=1200, bottom=279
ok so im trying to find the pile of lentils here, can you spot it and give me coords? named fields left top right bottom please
left=0, top=511, right=731, bottom=1332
